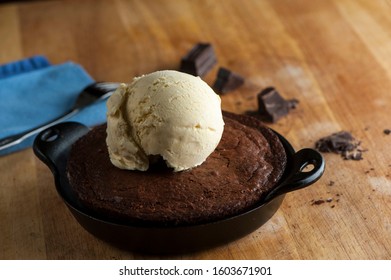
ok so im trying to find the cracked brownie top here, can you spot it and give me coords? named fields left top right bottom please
left=67, top=111, right=287, bottom=226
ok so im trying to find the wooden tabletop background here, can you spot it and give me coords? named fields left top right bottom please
left=1, top=0, right=391, bottom=260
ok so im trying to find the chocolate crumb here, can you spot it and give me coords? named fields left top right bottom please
left=213, top=67, right=244, bottom=94
left=384, top=129, right=391, bottom=135
left=246, top=87, right=299, bottom=123
left=342, top=149, right=363, bottom=161
left=328, top=180, right=335, bottom=187
left=365, top=168, right=375, bottom=174
left=311, top=199, right=325, bottom=205
left=315, top=131, right=364, bottom=160
left=311, top=194, right=341, bottom=207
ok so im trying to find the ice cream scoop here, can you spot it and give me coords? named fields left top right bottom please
left=106, top=70, right=224, bottom=172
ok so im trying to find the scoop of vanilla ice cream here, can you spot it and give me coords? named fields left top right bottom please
left=106, top=70, right=224, bottom=172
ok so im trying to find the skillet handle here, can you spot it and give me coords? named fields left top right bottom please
left=33, top=122, right=89, bottom=175
left=263, top=148, right=325, bottom=202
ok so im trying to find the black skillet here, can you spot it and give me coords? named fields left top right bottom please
left=33, top=121, right=325, bottom=254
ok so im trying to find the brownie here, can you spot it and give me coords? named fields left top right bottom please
left=66, top=111, right=287, bottom=226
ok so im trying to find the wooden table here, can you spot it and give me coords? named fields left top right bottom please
left=1, top=0, right=391, bottom=260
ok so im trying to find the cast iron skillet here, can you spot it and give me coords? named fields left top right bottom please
left=33, top=122, right=325, bottom=254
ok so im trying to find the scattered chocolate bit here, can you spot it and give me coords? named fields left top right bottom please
left=287, top=98, right=299, bottom=109
left=213, top=67, right=244, bottom=94
left=311, top=195, right=340, bottom=206
left=343, top=149, right=364, bottom=161
left=179, top=43, right=217, bottom=77
left=315, top=131, right=364, bottom=160
left=365, top=167, right=375, bottom=174
left=311, top=199, right=325, bottom=205
left=247, top=87, right=299, bottom=123
left=384, top=129, right=391, bottom=135
left=328, top=180, right=335, bottom=187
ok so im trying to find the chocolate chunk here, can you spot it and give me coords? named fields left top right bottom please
left=179, top=43, right=217, bottom=77
left=384, top=129, right=391, bottom=135
left=315, top=131, right=356, bottom=153
left=255, top=87, right=299, bottom=123
left=213, top=67, right=244, bottom=94
left=315, top=131, right=364, bottom=160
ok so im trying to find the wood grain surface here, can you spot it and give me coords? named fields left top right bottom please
left=1, top=0, right=391, bottom=259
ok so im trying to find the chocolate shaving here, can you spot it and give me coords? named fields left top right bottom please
left=213, top=67, right=244, bottom=94
left=179, top=43, right=217, bottom=77
left=315, top=131, right=364, bottom=160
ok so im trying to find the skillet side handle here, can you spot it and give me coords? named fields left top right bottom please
left=263, top=148, right=325, bottom=202
left=33, top=122, right=89, bottom=175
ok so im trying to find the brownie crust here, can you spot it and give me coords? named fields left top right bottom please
left=67, top=111, right=287, bottom=226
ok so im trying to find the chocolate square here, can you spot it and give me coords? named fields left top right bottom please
left=179, top=43, right=217, bottom=77
left=256, top=87, right=298, bottom=123
left=213, top=67, right=244, bottom=94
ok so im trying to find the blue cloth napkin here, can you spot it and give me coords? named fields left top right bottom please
left=0, top=56, right=108, bottom=155
left=0, top=55, right=51, bottom=79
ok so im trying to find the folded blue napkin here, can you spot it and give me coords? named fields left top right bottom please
left=0, top=56, right=108, bottom=155
left=0, top=55, right=51, bottom=79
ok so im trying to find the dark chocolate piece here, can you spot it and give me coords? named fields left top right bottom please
left=384, top=129, right=391, bottom=135
left=179, top=43, right=217, bottom=77
left=213, top=67, right=244, bottom=94
left=255, top=87, right=299, bottom=123
left=315, top=131, right=364, bottom=160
